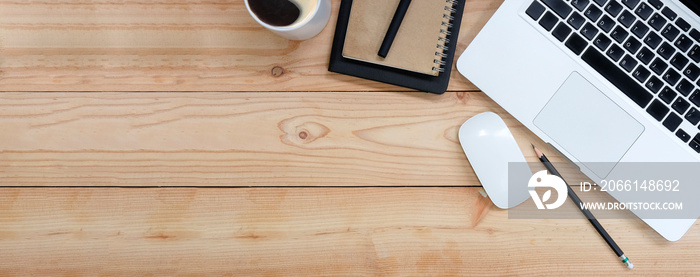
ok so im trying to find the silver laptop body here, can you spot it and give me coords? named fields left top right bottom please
left=458, top=0, right=700, bottom=241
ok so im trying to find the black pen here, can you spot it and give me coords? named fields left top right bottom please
left=532, top=145, right=633, bottom=270
left=378, top=0, right=412, bottom=58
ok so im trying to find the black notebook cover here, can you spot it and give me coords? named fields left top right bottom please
left=328, top=0, right=465, bottom=94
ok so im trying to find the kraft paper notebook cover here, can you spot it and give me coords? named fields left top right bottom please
left=342, top=0, right=453, bottom=76
left=328, top=0, right=465, bottom=94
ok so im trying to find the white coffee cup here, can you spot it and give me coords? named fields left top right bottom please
left=244, top=0, right=332, bottom=41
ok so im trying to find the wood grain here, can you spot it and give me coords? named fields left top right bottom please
left=0, top=91, right=552, bottom=187
left=0, top=0, right=501, bottom=92
left=2, top=1, right=697, bottom=275
left=1, top=187, right=697, bottom=276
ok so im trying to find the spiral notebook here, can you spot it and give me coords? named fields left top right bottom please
left=342, top=0, right=456, bottom=76
left=328, top=0, right=464, bottom=94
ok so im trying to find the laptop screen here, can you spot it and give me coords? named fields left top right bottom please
left=680, top=0, right=700, bottom=17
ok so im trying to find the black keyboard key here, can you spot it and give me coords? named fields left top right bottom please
left=663, top=68, right=682, bottom=86
left=607, top=44, right=625, bottom=61
left=674, top=35, right=693, bottom=52
left=593, top=0, right=607, bottom=6
left=623, top=37, right=642, bottom=54
left=661, top=6, right=677, bottom=20
left=585, top=5, right=603, bottom=22
left=622, top=0, right=640, bottom=10
left=648, top=13, right=667, bottom=31
left=672, top=97, right=691, bottom=114
left=650, top=58, right=668, bottom=75
left=677, top=79, right=695, bottom=96
left=572, top=0, right=590, bottom=11
left=644, top=32, right=662, bottom=49
left=677, top=18, right=691, bottom=32
left=566, top=32, right=588, bottom=55
left=657, top=42, right=676, bottom=59
left=597, top=15, right=616, bottom=33
left=635, top=3, right=653, bottom=20
left=647, top=76, right=665, bottom=93
left=526, top=1, right=546, bottom=20
left=648, top=0, right=663, bottom=9
left=618, top=10, right=636, bottom=28
left=677, top=129, right=691, bottom=142
left=611, top=26, right=629, bottom=43
left=659, top=86, right=677, bottom=103
left=633, top=66, right=651, bottom=83
left=552, top=23, right=572, bottom=42
left=568, top=12, right=586, bottom=30
left=689, top=45, right=700, bottom=63
left=686, top=108, right=700, bottom=125
left=581, top=47, right=653, bottom=108
left=594, top=34, right=612, bottom=50
left=542, top=0, right=573, bottom=18
left=663, top=112, right=683, bottom=131
left=690, top=29, right=700, bottom=42
left=688, top=133, right=700, bottom=147
left=662, top=25, right=680, bottom=42
left=620, top=54, right=638, bottom=72
left=647, top=99, right=670, bottom=121
left=683, top=64, right=700, bottom=81
left=690, top=90, right=700, bottom=107
left=688, top=136, right=700, bottom=153
left=637, top=47, right=654, bottom=64
left=605, top=1, right=623, bottom=17
left=540, top=11, right=559, bottom=31
left=581, top=23, right=599, bottom=40
left=691, top=140, right=700, bottom=153
left=670, top=53, right=689, bottom=71
left=631, top=21, right=650, bottom=39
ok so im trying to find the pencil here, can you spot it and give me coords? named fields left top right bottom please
left=378, top=0, right=412, bottom=58
left=532, top=145, right=633, bottom=269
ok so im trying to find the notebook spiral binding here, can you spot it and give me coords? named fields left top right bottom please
left=433, top=0, right=458, bottom=73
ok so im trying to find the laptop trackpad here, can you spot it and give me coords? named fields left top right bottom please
left=534, top=72, right=644, bottom=178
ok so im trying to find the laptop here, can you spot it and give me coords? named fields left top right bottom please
left=457, top=0, right=700, bottom=241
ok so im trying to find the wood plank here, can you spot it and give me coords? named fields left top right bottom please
left=0, top=0, right=501, bottom=92
left=0, top=187, right=696, bottom=276
left=0, top=91, right=554, bottom=187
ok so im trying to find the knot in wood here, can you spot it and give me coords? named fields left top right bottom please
left=271, top=66, right=285, bottom=77
left=278, top=120, right=330, bottom=147
left=456, top=91, right=470, bottom=104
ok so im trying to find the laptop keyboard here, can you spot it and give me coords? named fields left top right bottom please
left=525, top=0, right=700, bottom=154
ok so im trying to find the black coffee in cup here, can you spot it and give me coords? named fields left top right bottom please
left=247, top=0, right=317, bottom=27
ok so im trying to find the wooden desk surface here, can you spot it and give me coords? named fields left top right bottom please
left=0, top=0, right=698, bottom=275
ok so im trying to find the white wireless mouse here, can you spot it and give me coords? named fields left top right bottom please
left=458, top=112, right=531, bottom=209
